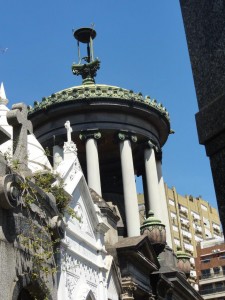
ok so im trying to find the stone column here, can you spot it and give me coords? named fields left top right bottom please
left=118, top=132, right=140, bottom=237
left=144, top=140, right=161, bottom=219
left=156, top=152, right=172, bottom=248
left=80, top=131, right=102, bottom=196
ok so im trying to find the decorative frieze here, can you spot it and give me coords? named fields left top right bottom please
left=28, top=85, right=170, bottom=122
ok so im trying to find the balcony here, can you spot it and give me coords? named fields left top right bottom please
left=200, top=286, right=225, bottom=296
left=183, top=235, right=192, bottom=242
left=213, top=227, right=221, bottom=235
left=181, top=222, right=190, bottom=230
left=199, top=271, right=225, bottom=285
left=195, top=227, right=202, bottom=235
left=179, top=209, right=188, bottom=217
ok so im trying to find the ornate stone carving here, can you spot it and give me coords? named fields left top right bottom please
left=147, top=139, right=160, bottom=151
left=72, top=59, right=100, bottom=85
left=140, top=211, right=166, bottom=255
left=29, top=85, right=170, bottom=122
left=121, top=279, right=137, bottom=300
left=118, top=132, right=137, bottom=143
left=0, top=174, right=23, bottom=209
left=176, top=250, right=191, bottom=278
left=79, top=130, right=101, bottom=141
left=74, top=203, right=89, bottom=234
left=63, top=141, right=77, bottom=154
left=66, top=273, right=79, bottom=300
left=146, top=139, right=162, bottom=159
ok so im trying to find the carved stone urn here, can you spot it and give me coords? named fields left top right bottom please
left=176, top=250, right=191, bottom=278
left=140, top=210, right=166, bottom=255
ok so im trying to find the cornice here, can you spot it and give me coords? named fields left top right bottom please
left=28, top=84, right=170, bottom=122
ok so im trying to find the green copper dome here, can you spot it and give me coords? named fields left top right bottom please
left=28, top=84, right=170, bottom=122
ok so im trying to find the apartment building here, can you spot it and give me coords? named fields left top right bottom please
left=195, top=238, right=225, bottom=300
left=164, top=185, right=221, bottom=258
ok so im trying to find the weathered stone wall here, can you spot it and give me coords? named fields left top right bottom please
left=0, top=154, right=58, bottom=300
left=180, top=0, right=225, bottom=232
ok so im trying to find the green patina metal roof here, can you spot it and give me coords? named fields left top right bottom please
left=28, top=84, right=170, bottom=122
left=176, top=250, right=191, bottom=259
left=140, top=210, right=165, bottom=229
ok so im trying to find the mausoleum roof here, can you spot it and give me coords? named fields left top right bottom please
left=28, top=83, right=170, bottom=123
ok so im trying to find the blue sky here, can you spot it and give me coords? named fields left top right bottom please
left=0, top=1, right=217, bottom=209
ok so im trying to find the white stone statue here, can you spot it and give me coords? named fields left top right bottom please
left=65, top=120, right=72, bottom=143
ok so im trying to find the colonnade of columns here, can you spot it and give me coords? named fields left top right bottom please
left=56, top=129, right=172, bottom=245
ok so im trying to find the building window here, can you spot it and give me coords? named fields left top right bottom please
left=201, top=269, right=211, bottom=279
left=174, top=238, right=180, bottom=246
left=215, top=281, right=224, bottom=292
left=191, top=211, right=200, bottom=221
left=169, top=199, right=175, bottom=206
left=201, top=258, right=211, bottom=263
left=172, top=225, right=178, bottom=232
left=200, top=283, right=213, bottom=295
left=214, top=267, right=220, bottom=275
left=222, top=266, right=225, bottom=275
left=201, top=204, right=207, bottom=211
left=170, top=212, right=176, bottom=218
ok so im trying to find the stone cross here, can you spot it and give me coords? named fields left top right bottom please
left=7, top=103, right=33, bottom=172
left=64, top=120, right=72, bottom=143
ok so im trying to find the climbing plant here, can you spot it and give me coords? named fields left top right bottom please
left=6, top=162, right=72, bottom=299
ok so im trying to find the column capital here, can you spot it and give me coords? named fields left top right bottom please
left=121, top=279, right=137, bottom=300
left=79, top=130, right=101, bottom=141
left=118, top=131, right=137, bottom=143
left=146, top=139, right=162, bottom=160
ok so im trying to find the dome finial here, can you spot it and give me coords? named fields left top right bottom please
left=72, top=27, right=100, bottom=85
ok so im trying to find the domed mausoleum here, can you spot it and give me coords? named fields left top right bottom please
left=26, top=27, right=204, bottom=300
left=29, top=28, right=172, bottom=241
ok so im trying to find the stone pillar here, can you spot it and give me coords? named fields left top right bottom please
left=118, top=132, right=140, bottom=237
left=144, top=140, right=161, bottom=219
left=80, top=131, right=102, bottom=196
left=156, top=153, right=172, bottom=248
left=179, top=0, right=225, bottom=234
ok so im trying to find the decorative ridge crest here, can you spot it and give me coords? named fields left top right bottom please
left=28, top=84, right=170, bottom=121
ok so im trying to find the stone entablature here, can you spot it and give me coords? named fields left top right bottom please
left=29, top=84, right=170, bottom=122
